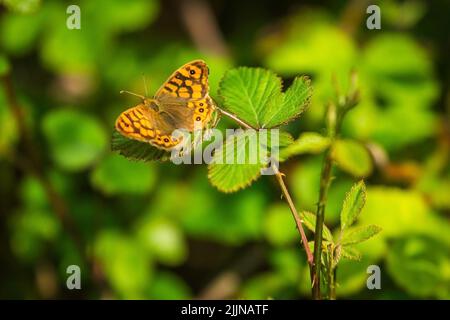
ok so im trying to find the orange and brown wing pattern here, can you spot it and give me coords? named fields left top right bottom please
left=115, top=60, right=217, bottom=150
left=187, top=96, right=215, bottom=126
left=115, top=104, right=182, bottom=150
left=155, top=60, right=209, bottom=100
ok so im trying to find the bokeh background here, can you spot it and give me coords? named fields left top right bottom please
left=0, top=0, right=449, bottom=299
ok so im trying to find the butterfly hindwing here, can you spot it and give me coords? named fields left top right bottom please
left=115, top=104, right=181, bottom=150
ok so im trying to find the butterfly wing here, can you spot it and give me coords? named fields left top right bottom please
left=157, top=94, right=216, bottom=131
left=155, top=60, right=216, bottom=131
left=115, top=103, right=182, bottom=150
left=154, top=60, right=209, bottom=100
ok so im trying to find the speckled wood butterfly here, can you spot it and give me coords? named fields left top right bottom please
left=115, top=60, right=217, bottom=150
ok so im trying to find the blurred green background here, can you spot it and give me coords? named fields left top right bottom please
left=0, top=0, right=449, bottom=299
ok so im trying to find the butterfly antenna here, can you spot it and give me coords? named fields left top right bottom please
left=119, top=90, right=146, bottom=100
left=142, top=74, right=149, bottom=97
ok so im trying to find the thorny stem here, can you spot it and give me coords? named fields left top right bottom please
left=220, top=109, right=314, bottom=271
left=312, top=147, right=334, bottom=299
left=219, top=109, right=257, bottom=130
left=325, top=244, right=336, bottom=300
left=274, top=168, right=314, bottom=266
left=312, top=72, right=359, bottom=299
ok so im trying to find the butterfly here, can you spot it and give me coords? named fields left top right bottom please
left=115, top=60, right=218, bottom=151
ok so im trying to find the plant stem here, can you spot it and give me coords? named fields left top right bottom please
left=219, top=108, right=257, bottom=130
left=312, top=147, right=334, bottom=299
left=325, top=244, right=336, bottom=300
left=274, top=169, right=314, bottom=266
left=330, top=267, right=337, bottom=300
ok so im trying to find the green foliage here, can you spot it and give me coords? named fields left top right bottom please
left=263, top=204, right=298, bottom=246
left=2, top=0, right=41, bottom=13
left=0, top=85, right=18, bottom=156
left=241, top=272, right=286, bottom=299
left=42, top=109, right=108, bottom=171
left=208, top=66, right=311, bottom=192
left=207, top=130, right=293, bottom=193
left=10, top=177, right=60, bottom=261
left=94, top=230, right=152, bottom=298
left=111, top=131, right=170, bottom=162
left=305, top=180, right=381, bottom=297
left=340, top=180, right=366, bottom=230
left=148, top=272, right=191, bottom=299
left=386, top=236, right=450, bottom=299
left=339, top=246, right=361, bottom=261
left=90, top=154, right=157, bottom=195
left=360, top=187, right=450, bottom=245
left=0, top=8, right=44, bottom=54
left=262, top=9, right=439, bottom=151
left=219, top=68, right=311, bottom=128
left=208, top=130, right=265, bottom=193
left=135, top=217, right=187, bottom=266
left=300, top=211, right=333, bottom=242
left=340, top=225, right=382, bottom=246
left=279, top=132, right=330, bottom=161
left=335, top=182, right=381, bottom=266
left=180, top=176, right=267, bottom=244
left=0, top=0, right=447, bottom=301
left=0, top=54, right=10, bottom=76
left=332, top=140, right=373, bottom=177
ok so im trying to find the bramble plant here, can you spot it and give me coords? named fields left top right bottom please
left=113, top=66, right=382, bottom=300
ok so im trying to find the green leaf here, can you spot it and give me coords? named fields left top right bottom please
left=218, top=67, right=312, bottom=128
left=332, top=139, right=373, bottom=177
left=339, top=246, right=362, bottom=261
left=340, top=224, right=382, bottom=246
left=90, top=154, right=157, bottom=195
left=300, top=211, right=333, bottom=242
left=269, top=130, right=294, bottom=148
left=219, top=67, right=282, bottom=128
left=263, top=76, right=312, bottom=128
left=340, top=180, right=366, bottom=230
left=208, top=130, right=268, bottom=193
left=111, top=130, right=170, bottom=162
left=279, top=132, right=330, bottom=161
left=42, top=110, right=107, bottom=171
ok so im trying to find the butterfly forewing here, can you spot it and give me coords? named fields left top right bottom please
left=155, top=60, right=209, bottom=100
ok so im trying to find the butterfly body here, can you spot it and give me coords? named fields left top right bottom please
left=115, top=60, right=217, bottom=150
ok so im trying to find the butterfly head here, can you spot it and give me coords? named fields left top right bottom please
left=143, top=98, right=159, bottom=111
